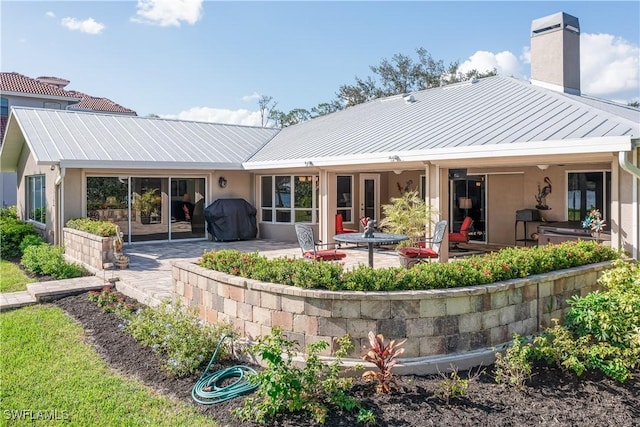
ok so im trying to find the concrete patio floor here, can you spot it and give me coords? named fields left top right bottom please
left=112, top=239, right=418, bottom=306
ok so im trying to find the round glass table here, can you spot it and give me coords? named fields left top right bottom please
left=333, top=232, right=408, bottom=268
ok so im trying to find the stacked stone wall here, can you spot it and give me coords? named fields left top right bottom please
left=63, top=227, right=115, bottom=270
left=173, top=261, right=609, bottom=358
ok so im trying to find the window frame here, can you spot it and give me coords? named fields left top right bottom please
left=26, top=174, right=46, bottom=225
left=336, top=175, right=354, bottom=223
left=259, top=174, right=319, bottom=223
left=566, top=170, right=611, bottom=222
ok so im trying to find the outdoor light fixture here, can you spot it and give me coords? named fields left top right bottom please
left=304, top=161, right=313, bottom=167
left=388, top=155, right=401, bottom=162
left=218, top=176, right=227, bottom=188
left=537, top=164, right=550, bottom=170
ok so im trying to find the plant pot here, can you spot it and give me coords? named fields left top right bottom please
left=140, top=215, right=151, bottom=225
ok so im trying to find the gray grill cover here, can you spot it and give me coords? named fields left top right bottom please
left=204, top=198, right=257, bottom=241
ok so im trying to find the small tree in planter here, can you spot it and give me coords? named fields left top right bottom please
left=379, top=190, right=438, bottom=267
left=133, top=189, right=159, bottom=224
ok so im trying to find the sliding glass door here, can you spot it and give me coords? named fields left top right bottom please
left=87, top=176, right=207, bottom=243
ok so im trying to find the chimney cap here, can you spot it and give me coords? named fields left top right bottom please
left=531, top=12, right=580, bottom=37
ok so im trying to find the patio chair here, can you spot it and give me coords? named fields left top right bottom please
left=335, top=213, right=358, bottom=234
left=295, top=223, right=347, bottom=261
left=398, top=220, right=448, bottom=263
left=449, top=217, right=473, bottom=251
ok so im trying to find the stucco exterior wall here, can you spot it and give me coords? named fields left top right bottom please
left=16, top=148, right=59, bottom=242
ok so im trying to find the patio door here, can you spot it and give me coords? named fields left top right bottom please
left=450, top=175, right=486, bottom=242
left=359, top=174, right=380, bottom=222
left=131, top=177, right=168, bottom=243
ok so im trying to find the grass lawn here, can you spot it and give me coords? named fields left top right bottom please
left=0, top=305, right=215, bottom=426
left=0, top=260, right=34, bottom=293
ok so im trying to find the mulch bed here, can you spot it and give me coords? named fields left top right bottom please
left=54, top=293, right=640, bottom=427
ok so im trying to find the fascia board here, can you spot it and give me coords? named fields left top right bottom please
left=243, top=136, right=632, bottom=170
left=2, top=91, right=82, bottom=103
left=58, top=160, right=244, bottom=170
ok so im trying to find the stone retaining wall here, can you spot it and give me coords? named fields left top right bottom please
left=63, top=227, right=116, bottom=270
left=172, top=261, right=612, bottom=358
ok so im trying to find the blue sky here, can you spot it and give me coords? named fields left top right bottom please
left=2, top=1, right=639, bottom=126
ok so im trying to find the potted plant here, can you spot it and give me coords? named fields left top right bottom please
left=133, top=188, right=159, bottom=224
left=379, top=190, right=437, bottom=267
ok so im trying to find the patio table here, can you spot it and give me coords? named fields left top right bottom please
left=334, top=232, right=408, bottom=268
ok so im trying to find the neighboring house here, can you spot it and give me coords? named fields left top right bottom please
left=0, top=72, right=136, bottom=207
left=1, top=12, right=639, bottom=260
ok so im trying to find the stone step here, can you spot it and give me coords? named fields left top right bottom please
left=0, top=291, right=37, bottom=311
left=26, top=276, right=109, bottom=303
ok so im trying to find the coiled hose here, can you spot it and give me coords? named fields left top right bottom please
left=191, top=335, right=258, bottom=405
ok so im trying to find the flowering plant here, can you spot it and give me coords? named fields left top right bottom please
left=582, top=209, right=606, bottom=233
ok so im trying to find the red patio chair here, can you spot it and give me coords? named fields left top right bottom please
left=336, top=213, right=358, bottom=234
left=449, top=217, right=473, bottom=250
left=398, top=220, right=448, bottom=263
left=295, top=223, right=346, bottom=261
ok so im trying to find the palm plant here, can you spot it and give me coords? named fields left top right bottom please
left=379, top=190, right=437, bottom=248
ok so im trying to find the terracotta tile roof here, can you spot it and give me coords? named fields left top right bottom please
left=0, top=72, right=137, bottom=115
left=0, top=72, right=79, bottom=98
left=67, top=91, right=137, bottom=115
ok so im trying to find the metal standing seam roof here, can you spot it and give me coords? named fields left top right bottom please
left=245, top=75, right=640, bottom=165
left=1, top=108, right=279, bottom=170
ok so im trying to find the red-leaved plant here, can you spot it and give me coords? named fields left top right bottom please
left=361, top=331, right=407, bottom=393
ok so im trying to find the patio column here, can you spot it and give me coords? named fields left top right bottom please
left=425, top=163, right=449, bottom=262
left=318, top=169, right=331, bottom=244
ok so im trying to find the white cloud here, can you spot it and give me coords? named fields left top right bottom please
left=61, top=17, right=105, bottom=35
left=458, top=50, right=525, bottom=79
left=460, top=32, right=639, bottom=103
left=132, top=0, right=203, bottom=27
left=241, top=92, right=261, bottom=102
left=46, top=11, right=55, bottom=18
left=161, top=107, right=262, bottom=127
left=580, top=33, right=639, bottom=103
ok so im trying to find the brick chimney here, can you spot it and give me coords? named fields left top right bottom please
left=530, top=12, right=580, bottom=95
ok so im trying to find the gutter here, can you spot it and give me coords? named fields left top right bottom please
left=55, top=166, right=65, bottom=246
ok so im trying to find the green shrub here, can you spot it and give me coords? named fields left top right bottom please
left=529, top=260, right=640, bottom=382
left=0, top=215, right=39, bottom=260
left=87, top=286, right=138, bottom=315
left=199, top=241, right=619, bottom=292
left=19, top=234, right=45, bottom=252
left=125, top=300, right=233, bottom=377
left=20, top=244, right=87, bottom=279
left=233, top=328, right=367, bottom=425
left=0, top=205, right=18, bottom=220
left=199, top=250, right=344, bottom=290
left=494, top=334, right=532, bottom=390
left=65, top=217, right=118, bottom=237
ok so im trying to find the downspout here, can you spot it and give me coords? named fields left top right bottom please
left=55, top=167, right=65, bottom=247
left=618, top=147, right=639, bottom=259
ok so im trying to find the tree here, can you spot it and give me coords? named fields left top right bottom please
left=310, top=100, right=343, bottom=117
left=258, top=95, right=277, bottom=127
left=336, top=47, right=496, bottom=107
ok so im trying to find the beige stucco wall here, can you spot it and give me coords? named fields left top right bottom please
left=16, top=149, right=59, bottom=242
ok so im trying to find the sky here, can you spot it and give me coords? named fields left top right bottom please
left=1, top=1, right=639, bottom=127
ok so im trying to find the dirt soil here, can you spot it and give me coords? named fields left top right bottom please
left=54, top=293, right=640, bottom=427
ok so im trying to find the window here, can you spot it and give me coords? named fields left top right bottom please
left=567, top=171, right=611, bottom=222
left=0, top=97, right=8, bottom=117
left=27, top=175, right=46, bottom=224
left=336, top=175, right=353, bottom=222
left=260, top=175, right=318, bottom=223
left=43, top=101, right=62, bottom=110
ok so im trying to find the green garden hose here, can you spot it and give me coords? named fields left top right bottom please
left=191, top=335, right=258, bottom=405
